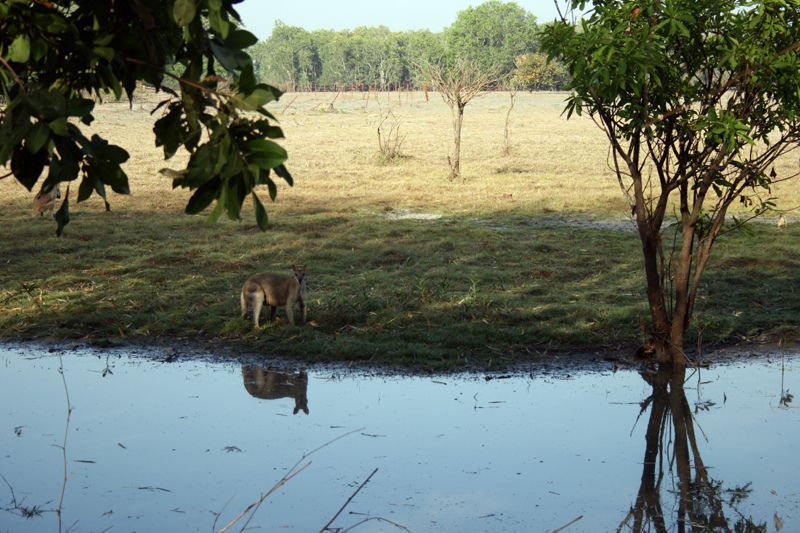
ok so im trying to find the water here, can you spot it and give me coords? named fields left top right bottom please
left=1, top=345, right=798, bottom=532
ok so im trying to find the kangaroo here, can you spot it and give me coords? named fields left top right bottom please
left=242, top=366, right=309, bottom=415
left=241, top=265, right=307, bottom=327
left=32, top=183, right=61, bottom=216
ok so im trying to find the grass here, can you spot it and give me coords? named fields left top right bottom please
left=1, top=91, right=800, bottom=368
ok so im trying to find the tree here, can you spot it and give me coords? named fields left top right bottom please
left=1, top=0, right=291, bottom=235
left=542, top=0, right=800, bottom=365
left=446, top=1, right=538, bottom=76
left=400, top=30, right=446, bottom=87
left=350, top=26, right=403, bottom=90
left=511, top=53, right=569, bottom=91
left=255, top=21, right=318, bottom=90
left=313, top=30, right=355, bottom=89
left=425, top=58, right=497, bottom=179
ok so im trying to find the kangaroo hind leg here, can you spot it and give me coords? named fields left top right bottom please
left=250, top=291, right=265, bottom=328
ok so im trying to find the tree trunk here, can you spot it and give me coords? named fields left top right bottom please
left=666, top=219, right=696, bottom=365
left=631, top=368, right=670, bottom=532
left=669, top=368, right=692, bottom=531
left=637, top=214, right=674, bottom=364
left=450, top=104, right=464, bottom=179
left=633, top=177, right=695, bottom=366
left=503, top=91, right=516, bottom=156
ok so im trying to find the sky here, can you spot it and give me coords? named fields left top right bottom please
left=235, top=0, right=565, bottom=40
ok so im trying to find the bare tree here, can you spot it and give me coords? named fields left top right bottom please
left=502, top=89, right=517, bottom=156
left=424, top=59, right=498, bottom=179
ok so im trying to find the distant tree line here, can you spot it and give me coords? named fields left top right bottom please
left=248, top=1, right=568, bottom=92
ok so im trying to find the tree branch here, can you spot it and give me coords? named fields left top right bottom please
left=0, top=56, right=27, bottom=95
left=124, top=57, right=221, bottom=97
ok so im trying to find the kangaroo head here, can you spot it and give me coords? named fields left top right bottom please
left=292, top=264, right=307, bottom=285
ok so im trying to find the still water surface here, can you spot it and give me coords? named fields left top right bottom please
left=1, top=345, right=798, bottom=532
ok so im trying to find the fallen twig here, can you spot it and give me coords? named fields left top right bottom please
left=217, top=462, right=311, bottom=533
left=340, top=516, right=412, bottom=533
left=56, top=353, right=73, bottom=533
left=216, top=427, right=366, bottom=533
left=552, top=514, right=583, bottom=533
left=320, top=468, right=379, bottom=532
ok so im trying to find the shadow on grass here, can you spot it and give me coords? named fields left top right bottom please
left=2, top=207, right=799, bottom=366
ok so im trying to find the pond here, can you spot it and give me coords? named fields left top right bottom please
left=1, top=344, right=798, bottom=532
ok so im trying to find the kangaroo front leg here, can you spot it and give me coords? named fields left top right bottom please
left=299, top=300, right=306, bottom=325
left=269, top=306, right=277, bottom=322
left=285, top=301, right=295, bottom=326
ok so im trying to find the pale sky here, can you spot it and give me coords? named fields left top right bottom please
left=235, top=0, right=565, bottom=40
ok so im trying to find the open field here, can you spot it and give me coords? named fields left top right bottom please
left=1, top=91, right=799, bottom=368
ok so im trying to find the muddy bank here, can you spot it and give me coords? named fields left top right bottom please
left=2, top=336, right=792, bottom=378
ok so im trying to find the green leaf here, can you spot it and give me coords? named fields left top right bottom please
left=208, top=6, right=230, bottom=39
left=26, top=123, right=50, bottom=154
left=275, top=164, right=293, bottom=186
left=101, top=168, right=131, bottom=195
left=77, top=174, right=94, bottom=202
left=239, top=65, right=256, bottom=93
left=93, top=46, right=114, bottom=61
left=34, top=12, right=68, bottom=33
left=154, top=104, right=183, bottom=159
left=11, top=145, right=47, bottom=191
left=8, top=34, right=30, bottom=62
left=94, top=33, right=114, bottom=46
left=173, top=0, right=196, bottom=27
left=54, top=184, right=70, bottom=237
left=224, top=179, right=243, bottom=220
left=65, top=98, right=95, bottom=118
left=28, top=89, right=66, bottom=121
left=206, top=201, right=225, bottom=224
left=242, top=87, right=278, bottom=109
left=52, top=136, right=82, bottom=178
left=210, top=40, right=247, bottom=72
left=92, top=138, right=130, bottom=165
left=266, top=177, right=277, bottom=201
left=30, top=37, right=47, bottom=61
left=225, top=29, right=258, bottom=49
left=186, top=177, right=221, bottom=214
left=244, top=138, right=287, bottom=168
left=48, top=118, right=68, bottom=136
left=207, top=185, right=226, bottom=223
left=252, top=192, right=268, bottom=231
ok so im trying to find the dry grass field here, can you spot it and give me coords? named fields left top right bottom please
left=2, top=91, right=799, bottom=367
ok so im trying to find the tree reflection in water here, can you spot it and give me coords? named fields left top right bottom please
left=620, top=366, right=766, bottom=533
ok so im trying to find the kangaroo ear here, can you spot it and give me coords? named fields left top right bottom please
left=293, top=406, right=300, bottom=415
left=303, top=407, right=309, bottom=415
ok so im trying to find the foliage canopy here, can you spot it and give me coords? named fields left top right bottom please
left=0, top=0, right=292, bottom=234
left=445, top=0, right=539, bottom=74
left=250, top=1, right=550, bottom=91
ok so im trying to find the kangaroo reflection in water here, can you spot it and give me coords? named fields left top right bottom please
left=620, top=366, right=763, bottom=532
left=242, top=366, right=309, bottom=415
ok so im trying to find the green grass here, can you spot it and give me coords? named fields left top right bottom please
left=2, top=92, right=800, bottom=368
left=2, top=206, right=800, bottom=368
